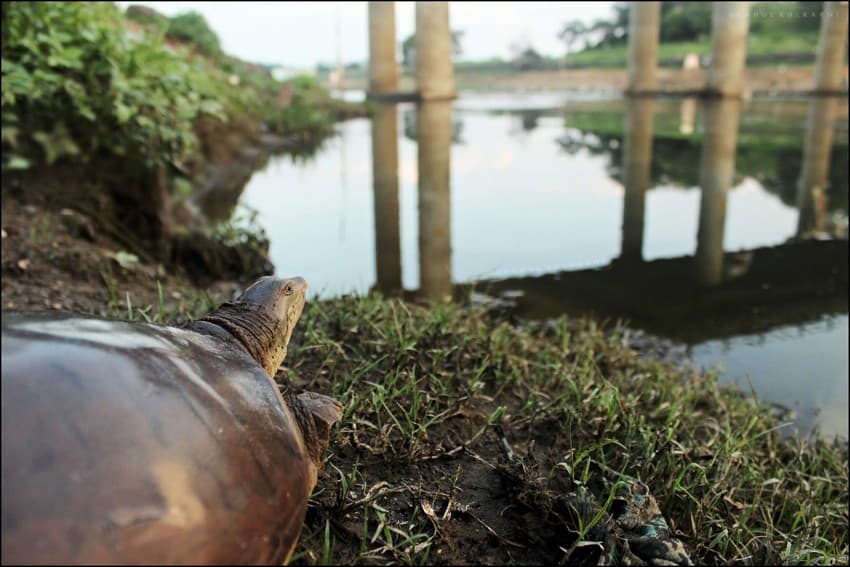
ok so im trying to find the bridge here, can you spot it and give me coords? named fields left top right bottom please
left=367, top=1, right=849, bottom=101
left=361, top=2, right=848, bottom=340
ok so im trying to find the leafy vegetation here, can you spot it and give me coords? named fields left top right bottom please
left=1, top=2, right=357, bottom=176
left=164, top=11, right=224, bottom=60
left=1, top=2, right=228, bottom=172
left=124, top=4, right=168, bottom=32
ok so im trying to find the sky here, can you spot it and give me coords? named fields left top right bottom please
left=120, top=1, right=617, bottom=68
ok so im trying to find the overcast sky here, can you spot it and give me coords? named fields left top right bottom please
left=120, top=1, right=617, bottom=67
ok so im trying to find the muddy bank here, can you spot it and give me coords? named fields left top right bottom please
left=1, top=107, right=363, bottom=303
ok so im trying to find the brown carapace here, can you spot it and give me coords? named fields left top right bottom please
left=1, top=276, right=341, bottom=565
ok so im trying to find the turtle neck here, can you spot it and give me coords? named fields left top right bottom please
left=190, top=302, right=282, bottom=374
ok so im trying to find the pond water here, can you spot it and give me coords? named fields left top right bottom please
left=236, top=92, right=848, bottom=440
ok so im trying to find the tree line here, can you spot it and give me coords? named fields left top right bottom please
left=558, top=1, right=824, bottom=58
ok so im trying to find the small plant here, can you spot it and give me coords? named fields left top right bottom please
left=209, top=203, right=269, bottom=249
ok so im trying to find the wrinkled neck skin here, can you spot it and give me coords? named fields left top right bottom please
left=190, top=300, right=298, bottom=377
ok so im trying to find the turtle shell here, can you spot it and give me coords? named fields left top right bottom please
left=1, top=310, right=327, bottom=564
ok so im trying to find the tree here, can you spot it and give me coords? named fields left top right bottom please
left=558, top=19, right=587, bottom=59
left=659, top=2, right=712, bottom=42
left=587, top=2, right=629, bottom=49
left=125, top=5, right=168, bottom=31
left=401, top=35, right=415, bottom=67
left=513, top=47, right=545, bottom=71
left=400, top=30, right=464, bottom=68
left=166, top=11, right=223, bottom=59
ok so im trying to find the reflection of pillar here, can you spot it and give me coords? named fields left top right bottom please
left=797, top=97, right=838, bottom=236
left=679, top=97, right=697, bottom=135
left=415, top=2, right=456, bottom=100
left=371, top=103, right=402, bottom=293
left=368, top=2, right=398, bottom=96
left=627, top=1, right=661, bottom=93
left=620, top=98, right=656, bottom=262
left=706, top=2, right=750, bottom=98
left=417, top=101, right=453, bottom=300
left=695, top=99, right=742, bottom=286
left=814, top=1, right=849, bottom=93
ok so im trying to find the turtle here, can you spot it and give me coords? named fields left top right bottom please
left=1, top=275, right=342, bottom=565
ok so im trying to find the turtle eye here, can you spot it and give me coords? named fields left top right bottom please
left=284, top=283, right=294, bottom=296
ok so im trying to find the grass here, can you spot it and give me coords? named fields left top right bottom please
left=275, top=293, right=848, bottom=565
left=102, top=284, right=848, bottom=564
left=100, top=269, right=219, bottom=325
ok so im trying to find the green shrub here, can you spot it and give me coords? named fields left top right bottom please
left=125, top=4, right=168, bottom=32
left=165, top=11, right=223, bottom=61
left=1, top=1, right=227, bottom=171
left=0, top=2, right=346, bottom=175
left=267, top=75, right=334, bottom=136
left=290, top=73, right=322, bottom=92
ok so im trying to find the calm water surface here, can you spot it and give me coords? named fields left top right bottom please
left=236, top=92, right=848, bottom=439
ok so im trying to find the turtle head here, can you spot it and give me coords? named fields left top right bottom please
left=238, top=275, right=308, bottom=375
left=197, top=275, right=308, bottom=376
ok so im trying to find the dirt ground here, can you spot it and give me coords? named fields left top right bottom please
left=0, top=197, right=242, bottom=317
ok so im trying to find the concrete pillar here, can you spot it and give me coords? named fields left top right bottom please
left=627, top=1, right=661, bottom=93
left=695, top=99, right=742, bottom=286
left=368, top=2, right=399, bottom=96
left=620, top=97, right=656, bottom=262
left=814, top=1, right=849, bottom=93
left=415, top=2, right=456, bottom=100
left=371, top=103, right=403, bottom=293
left=679, top=96, right=697, bottom=135
left=706, top=2, right=750, bottom=98
left=417, top=100, right=453, bottom=300
left=797, top=97, right=838, bottom=236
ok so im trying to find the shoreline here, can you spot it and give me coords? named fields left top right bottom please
left=330, top=65, right=849, bottom=99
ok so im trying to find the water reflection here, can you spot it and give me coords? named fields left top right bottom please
left=403, top=108, right=465, bottom=144
left=619, top=98, right=656, bottom=263
left=239, top=93, right=847, bottom=438
left=679, top=97, right=697, bottom=135
left=371, top=103, right=402, bottom=294
left=797, top=97, right=839, bottom=236
left=417, top=101, right=454, bottom=301
left=695, top=99, right=742, bottom=287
